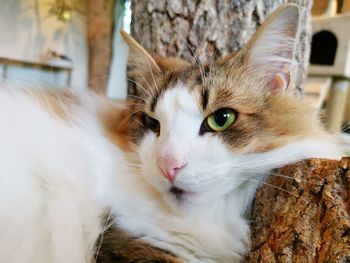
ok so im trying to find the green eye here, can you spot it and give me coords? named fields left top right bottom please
left=205, top=108, right=236, bottom=132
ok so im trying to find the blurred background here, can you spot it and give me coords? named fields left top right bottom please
left=0, top=0, right=349, bottom=144
left=0, top=0, right=131, bottom=98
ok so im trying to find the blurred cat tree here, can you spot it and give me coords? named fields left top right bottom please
left=46, top=0, right=120, bottom=94
left=87, top=0, right=115, bottom=93
left=47, top=0, right=86, bottom=21
left=307, top=0, right=350, bottom=133
left=83, top=0, right=127, bottom=95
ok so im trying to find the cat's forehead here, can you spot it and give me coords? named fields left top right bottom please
left=148, top=64, right=264, bottom=116
left=154, top=82, right=201, bottom=117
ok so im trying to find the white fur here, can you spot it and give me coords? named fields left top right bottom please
left=0, top=90, right=103, bottom=263
left=0, top=85, right=340, bottom=263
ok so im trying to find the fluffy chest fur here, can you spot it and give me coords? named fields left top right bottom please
left=0, top=89, right=250, bottom=262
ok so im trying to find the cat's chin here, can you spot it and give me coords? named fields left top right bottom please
left=162, top=185, right=220, bottom=211
left=161, top=186, right=200, bottom=209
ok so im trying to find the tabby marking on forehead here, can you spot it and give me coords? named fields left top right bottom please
left=201, top=88, right=209, bottom=111
left=195, top=65, right=211, bottom=84
left=150, top=91, right=160, bottom=112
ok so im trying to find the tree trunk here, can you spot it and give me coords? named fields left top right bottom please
left=131, top=0, right=312, bottom=97
left=247, top=158, right=350, bottom=262
left=87, top=0, right=115, bottom=93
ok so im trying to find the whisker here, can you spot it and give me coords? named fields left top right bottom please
left=129, top=20, right=160, bottom=94
left=127, top=93, right=147, bottom=103
left=172, top=26, right=205, bottom=82
left=340, top=121, right=350, bottom=133
left=127, top=65, right=153, bottom=97
left=201, top=175, right=298, bottom=198
left=118, top=109, right=144, bottom=127
left=93, top=212, right=114, bottom=262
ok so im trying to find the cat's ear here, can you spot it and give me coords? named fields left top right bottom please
left=120, top=30, right=161, bottom=78
left=244, top=4, right=300, bottom=93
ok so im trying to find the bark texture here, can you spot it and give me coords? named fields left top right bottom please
left=87, top=0, right=115, bottom=93
left=131, top=0, right=313, bottom=96
left=247, top=158, right=350, bottom=262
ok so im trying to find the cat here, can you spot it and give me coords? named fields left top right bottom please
left=0, top=4, right=340, bottom=263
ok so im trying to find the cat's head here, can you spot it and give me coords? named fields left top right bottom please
left=121, top=5, right=327, bottom=209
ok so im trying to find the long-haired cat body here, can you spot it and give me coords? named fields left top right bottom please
left=0, top=5, right=340, bottom=263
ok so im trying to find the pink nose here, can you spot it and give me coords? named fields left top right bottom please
left=157, top=157, right=186, bottom=183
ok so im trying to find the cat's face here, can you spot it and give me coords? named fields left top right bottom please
left=139, top=80, right=243, bottom=206
left=135, top=70, right=267, bottom=207
left=122, top=6, right=324, bottom=208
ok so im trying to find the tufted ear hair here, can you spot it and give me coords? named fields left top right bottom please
left=120, top=31, right=192, bottom=97
left=120, top=31, right=160, bottom=97
left=243, top=4, right=300, bottom=93
left=120, top=30, right=161, bottom=76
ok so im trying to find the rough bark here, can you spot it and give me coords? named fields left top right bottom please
left=87, top=0, right=115, bottom=93
left=131, top=0, right=313, bottom=97
left=247, top=158, right=350, bottom=262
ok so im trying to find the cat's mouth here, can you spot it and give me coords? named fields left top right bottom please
left=168, top=186, right=197, bottom=204
left=167, top=185, right=212, bottom=207
left=169, top=186, right=186, bottom=200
